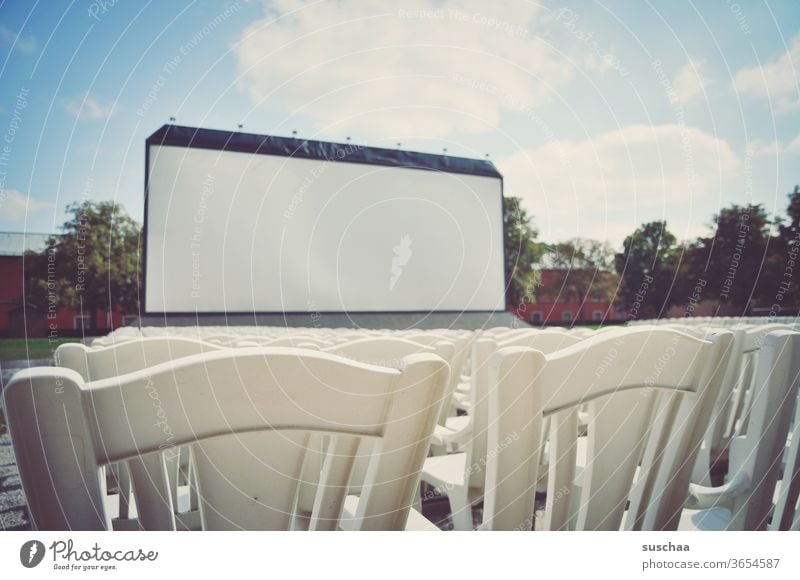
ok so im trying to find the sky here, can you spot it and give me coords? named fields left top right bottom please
left=0, top=0, right=798, bottom=247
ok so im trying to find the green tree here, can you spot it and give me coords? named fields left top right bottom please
left=779, top=185, right=800, bottom=245
left=614, top=221, right=679, bottom=319
left=693, top=204, right=773, bottom=311
left=773, top=185, right=800, bottom=306
left=504, top=196, right=545, bottom=308
left=24, top=200, right=141, bottom=328
left=669, top=237, right=710, bottom=314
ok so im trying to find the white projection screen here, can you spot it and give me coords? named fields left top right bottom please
left=144, top=126, right=505, bottom=314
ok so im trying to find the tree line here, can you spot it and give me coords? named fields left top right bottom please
left=21, top=185, right=800, bottom=325
left=24, top=200, right=140, bottom=322
left=504, top=185, right=800, bottom=320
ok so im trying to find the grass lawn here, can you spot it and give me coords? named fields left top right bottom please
left=0, top=338, right=82, bottom=362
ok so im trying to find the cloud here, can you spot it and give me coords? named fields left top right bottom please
left=64, top=94, right=117, bottom=120
left=0, top=25, right=36, bottom=53
left=733, top=34, right=800, bottom=113
left=496, top=124, right=741, bottom=244
left=234, top=0, right=570, bottom=138
left=541, top=6, right=630, bottom=79
left=748, top=139, right=784, bottom=157
left=747, top=137, right=800, bottom=156
left=672, top=59, right=709, bottom=103
left=0, top=189, right=53, bottom=228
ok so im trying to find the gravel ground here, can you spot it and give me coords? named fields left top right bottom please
left=0, top=358, right=44, bottom=531
left=0, top=358, right=52, bottom=391
left=0, top=432, right=30, bottom=530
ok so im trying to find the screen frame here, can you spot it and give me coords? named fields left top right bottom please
left=142, top=124, right=507, bottom=316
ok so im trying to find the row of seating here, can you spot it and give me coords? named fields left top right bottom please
left=629, top=316, right=799, bottom=328
left=3, top=321, right=798, bottom=531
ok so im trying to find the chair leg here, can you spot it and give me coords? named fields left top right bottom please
left=188, top=446, right=199, bottom=512
left=691, top=442, right=713, bottom=487
left=412, top=485, right=422, bottom=513
left=118, top=461, right=132, bottom=520
left=178, top=446, right=191, bottom=485
left=449, top=486, right=474, bottom=531
left=164, top=447, right=181, bottom=513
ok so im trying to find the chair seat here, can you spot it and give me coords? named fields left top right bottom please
left=678, top=507, right=731, bottom=531
left=340, top=495, right=439, bottom=531
left=422, top=452, right=466, bottom=488
left=444, top=415, right=470, bottom=432
left=680, top=467, right=788, bottom=532
left=452, top=392, right=472, bottom=411
left=107, top=492, right=142, bottom=531
left=175, top=510, right=202, bottom=531
left=108, top=485, right=195, bottom=531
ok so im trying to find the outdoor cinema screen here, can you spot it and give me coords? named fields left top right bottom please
left=144, top=125, right=505, bottom=314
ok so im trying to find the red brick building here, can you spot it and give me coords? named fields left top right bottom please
left=510, top=268, right=623, bottom=325
left=0, top=232, right=133, bottom=337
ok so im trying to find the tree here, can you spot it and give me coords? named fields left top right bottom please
left=779, top=185, right=800, bottom=245
left=692, top=204, right=772, bottom=311
left=24, top=200, right=141, bottom=328
left=614, top=221, right=679, bottom=319
left=772, top=185, right=800, bottom=307
left=503, top=196, right=545, bottom=308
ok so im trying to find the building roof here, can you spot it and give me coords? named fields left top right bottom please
left=147, top=124, right=503, bottom=179
left=0, top=232, right=54, bottom=256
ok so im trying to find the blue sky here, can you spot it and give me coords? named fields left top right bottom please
left=0, top=0, right=798, bottom=246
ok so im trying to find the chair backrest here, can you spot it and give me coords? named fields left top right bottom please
left=460, top=333, right=584, bottom=493
left=721, top=330, right=800, bottom=530
left=632, top=329, right=733, bottom=531
left=693, top=324, right=784, bottom=485
left=464, top=338, right=497, bottom=491
left=3, top=348, right=449, bottom=531
left=438, top=336, right=473, bottom=424
left=321, top=336, right=453, bottom=495
left=726, top=324, right=799, bottom=438
left=55, top=337, right=225, bottom=381
left=478, top=327, right=524, bottom=342
left=55, top=337, right=230, bottom=529
left=708, top=327, right=748, bottom=447
left=199, top=333, right=241, bottom=345
left=498, top=332, right=583, bottom=351
left=398, top=333, right=474, bottom=425
left=401, top=332, right=451, bottom=346
left=482, top=328, right=731, bottom=531
left=324, top=336, right=438, bottom=367
left=263, top=335, right=331, bottom=348
left=771, top=379, right=800, bottom=531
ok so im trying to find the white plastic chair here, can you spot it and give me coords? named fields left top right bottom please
left=56, top=337, right=225, bottom=377
left=417, top=337, right=495, bottom=530
left=770, top=395, right=800, bottom=531
left=55, top=337, right=228, bottom=530
left=726, top=324, right=797, bottom=438
left=319, top=336, right=452, bottom=529
left=481, top=328, right=732, bottom=531
left=694, top=323, right=798, bottom=486
left=681, top=330, right=800, bottom=530
left=3, top=347, right=448, bottom=531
